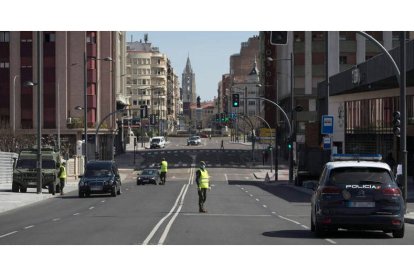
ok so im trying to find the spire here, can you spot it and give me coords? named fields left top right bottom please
left=184, top=55, right=193, bottom=74
left=248, top=57, right=259, bottom=76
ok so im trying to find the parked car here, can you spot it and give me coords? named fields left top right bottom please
left=137, top=168, right=161, bottom=185
left=150, top=136, right=166, bottom=149
left=78, top=160, right=122, bottom=197
left=309, top=154, right=405, bottom=238
left=187, top=136, right=201, bottom=146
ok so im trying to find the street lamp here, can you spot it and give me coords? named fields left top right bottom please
left=82, top=53, right=112, bottom=168
left=266, top=54, right=294, bottom=183
left=24, top=80, right=42, bottom=194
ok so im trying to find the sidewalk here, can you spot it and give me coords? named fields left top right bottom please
left=0, top=169, right=134, bottom=215
left=253, top=168, right=414, bottom=224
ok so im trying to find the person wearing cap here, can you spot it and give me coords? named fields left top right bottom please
left=58, top=161, right=67, bottom=195
left=160, top=157, right=168, bottom=185
left=196, top=161, right=210, bottom=213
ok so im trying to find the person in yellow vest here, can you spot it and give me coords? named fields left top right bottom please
left=160, top=158, right=168, bottom=185
left=196, top=161, right=210, bottom=213
left=58, top=162, right=67, bottom=195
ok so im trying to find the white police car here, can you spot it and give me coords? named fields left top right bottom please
left=309, top=154, right=405, bottom=238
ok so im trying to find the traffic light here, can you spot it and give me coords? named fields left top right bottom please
left=287, top=137, right=293, bottom=150
left=392, top=111, right=401, bottom=137
left=220, top=113, right=225, bottom=122
left=270, top=31, right=288, bottom=45
left=232, top=93, right=240, bottom=108
left=150, top=114, right=156, bottom=125
left=215, top=114, right=220, bottom=122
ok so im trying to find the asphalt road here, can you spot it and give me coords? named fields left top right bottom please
left=1, top=137, right=413, bottom=245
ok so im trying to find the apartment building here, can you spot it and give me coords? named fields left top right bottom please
left=126, top=40, right=168, bottom=135
left=0, top=31, right=126, bottom=159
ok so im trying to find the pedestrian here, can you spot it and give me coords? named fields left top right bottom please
left=160, top=157, right=168, bottom=185
left=196, top=161, right=210, bottom=213
left=209, top=134, right=212, bottom=140
left=58, top=161, right=67, bottom=195
left=220, top=139, right=224, bottom=150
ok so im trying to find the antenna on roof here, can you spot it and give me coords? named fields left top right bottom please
left=144, top=33, right=148, bottom=43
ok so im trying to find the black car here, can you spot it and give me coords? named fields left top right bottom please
left=78, top=161, right=122, bottom=197
left=137, top=168, right=161, bottom=185
left=310, top=154, right=405, bottom=238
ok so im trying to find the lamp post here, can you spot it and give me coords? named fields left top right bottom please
left=12, top=75, right=19, bottom=137
left=266, top=54, right=294, bottom=183
left=82, top=52, right=112, bottom=167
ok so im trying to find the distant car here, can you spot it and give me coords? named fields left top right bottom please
left=78, top=160, right=122, bottom=197
left=309, top=154, right=405, bottom=238
left=187, top=136, right=201, bottom=146
left=150, top=136, right=166, bottom=149
left=137, top=168, right=161, bottom=185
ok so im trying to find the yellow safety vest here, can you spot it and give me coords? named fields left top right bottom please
left=198, top=169, right=209, bottom=188
left=160, top=161, right=168, bottom=172
left=59, top=165, right=67, bottom=179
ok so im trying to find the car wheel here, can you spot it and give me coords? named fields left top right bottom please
left=314, top=221, right=326, bottom=238
left=12, top=182, right=20, bottom=193
left=20, top=187, right=27, bottom=193
left=310, top=213, right=315, bottom=232
left=79, top=192, right=84, bottom=198
left=392, top=224, right=405, bottom=238
left=111, top=187, right=117, bottom=197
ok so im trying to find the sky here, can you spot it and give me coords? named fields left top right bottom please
left=127, top=31, right=259, bottom=102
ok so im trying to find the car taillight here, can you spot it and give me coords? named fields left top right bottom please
left=382, top=187, right=401, bottom=196
left=320, top=186, right=341, bottom=195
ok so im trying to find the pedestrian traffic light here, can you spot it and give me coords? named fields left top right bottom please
left=232, top=93, right=240, bottom=107
left=215, top=114, right=220, bottom=122
left=220, top=113, right=225, bottom=122
left=392, top=111, right=401, bottom=137
left=150, top=114, right=156, bottom=125
left=270, top=31, right=288, bottom=45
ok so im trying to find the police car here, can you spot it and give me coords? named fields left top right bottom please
left=310, top=154, right=405, bottom=238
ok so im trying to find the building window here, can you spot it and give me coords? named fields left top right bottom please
left=248, top=101, right=255, bottom=106
left=339, top=56, right=348, bottom=64
left=0, top=62, right=10, bottom=68
left=133, top=100, right=138, bottom=106
left=44, top=33, right=55, bottom=42
left=0, top=32, right=10, bottom=42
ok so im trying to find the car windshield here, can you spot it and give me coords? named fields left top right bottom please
left=328, top=167, right=393, bottom=185
left=142, top=170, right=156, bottom=176
left=189, top=136, right=199, bottom=140
left=16, top=159, right=56, bottom=169
left=85, top=163, right=112, bottom=177
left=152, top=138, right=160, bottom=143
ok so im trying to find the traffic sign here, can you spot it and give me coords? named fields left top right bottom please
left=323, top=136, right=331, bottom=150
left=321, top=115, right=334, bottom=134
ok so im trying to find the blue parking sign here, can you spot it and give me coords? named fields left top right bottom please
left=321, top=115, right=334, bottom=134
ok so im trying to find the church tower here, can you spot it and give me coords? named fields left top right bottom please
left=182, top=55, right=196, bottom=117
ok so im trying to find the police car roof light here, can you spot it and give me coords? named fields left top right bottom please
left=332, top=154, right=382, bottom=162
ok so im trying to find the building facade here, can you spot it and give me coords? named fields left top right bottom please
left=182, top=56, right=196, bottom=118
left=0, top=31, right=125, bottom=159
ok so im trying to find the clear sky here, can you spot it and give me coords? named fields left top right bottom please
left=126, top=31, right=259, bottom=102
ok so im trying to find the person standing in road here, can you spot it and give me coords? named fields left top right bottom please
left=196, top=161, right=210, bottom=213
left=160, top=157, right=168, bottom=185
left=58, top=162, right=67, bottom=195
left=220, top=139, right=224, bottom=150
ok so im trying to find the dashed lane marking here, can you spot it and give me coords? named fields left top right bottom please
left=0, top=231, right=18, bottom=238
left=89, top=207, right=95, bottom=210
left=52, top=218, right=61, bottom=222
left=24, top=225, right=34, bottom=230
left=73, top=213, right=80, bottom=216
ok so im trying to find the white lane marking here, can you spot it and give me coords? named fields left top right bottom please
left=241, top=187, right=245, bottom=190
left=89, top=207, right=94, bottom=210
left=142, top=167, right=194, bottom=245
left=249, top=194, right=253, bottom=197
left=24, top=225, right=34, bottom=230
left=262, top=205, right=267, bottom=208
left=255, top=198, right=260, bottom=202
left=325, top=239, right=336, bottom=244
left=73, top=213, right=80, bottom=216
left=182, top=213, right=272, bottom=217
left=52, top=218, right=61, bottom=221
left=101, top=200, right=105, bottom=203
left=278, top=215, right=301, bottom=225
left=300, top=225, right=310, bottom=230
left=0, top=231, right=18, bottom=238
